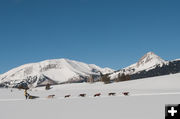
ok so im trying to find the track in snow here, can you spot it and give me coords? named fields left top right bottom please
left=1, top=92, right=180, bottom=102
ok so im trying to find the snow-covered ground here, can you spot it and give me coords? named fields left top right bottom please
left=1, top=73, right=180, bottom=119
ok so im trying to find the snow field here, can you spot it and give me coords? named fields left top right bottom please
left=0, top=73, right=180, bottom=119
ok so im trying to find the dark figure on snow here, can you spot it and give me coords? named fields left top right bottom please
left=64, top=95, right=71, bottom=98
left=123, top=92, right=129, bottom=96
left=24, top=89, right=30, bottom=99
left=108, top=92, right=116, bottom=96
left=45, top=83, right=51, bottom=90
left=79, top=94, right=86, bottom=97
left=94, top=93, right=101, bottom=97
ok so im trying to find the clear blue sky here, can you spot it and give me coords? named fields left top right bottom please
left=0, top=0, right=180, bottom=73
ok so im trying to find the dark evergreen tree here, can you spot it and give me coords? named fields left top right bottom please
left=101, top=74, right=111, bottom=84
left=115, top=73, right=131, bottom=82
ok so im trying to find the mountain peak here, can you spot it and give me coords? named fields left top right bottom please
left=140, top=52, right=160, bottom=60
left=145, top=51, right=156, bottom=55
left=137, top=52, right=164, bottom=67
left=118, top=52, right=166, bottom=75
left=143, top=52, right=160, bottom=58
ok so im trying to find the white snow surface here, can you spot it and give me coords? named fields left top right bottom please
left=0, top=58, right=114, bottom=83
left=0, top=73, right=180, bottom=119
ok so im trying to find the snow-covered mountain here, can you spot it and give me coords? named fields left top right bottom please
left=0, top=52, right=179, bottom=88
left=110, top=52, right=168, bottom=79
left=110, top=52, right=180, bottom=80
left=130, top=58, right=180, bottom=79
left=128, top=52, right=166, bottom=73
left=0, top=58, right=114, bottom=88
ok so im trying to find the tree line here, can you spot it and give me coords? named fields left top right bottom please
left=100, top=73, right=131, bottom=84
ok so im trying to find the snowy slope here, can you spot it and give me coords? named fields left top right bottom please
left=110, top=52, right=167, bottom=79
left=1, top=73, right=180, bottom=99
left=0, top=73, right=180, bottom=119
left=1, top=73, right=180, bottom=100
left=43, top=73, right=180, bottom=92
left=0, top=58, right=114, bottom=86
left=1, top=93, right=180, bottom=119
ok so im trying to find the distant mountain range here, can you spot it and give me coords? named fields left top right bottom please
left=0, top=52, right=180, bottom=88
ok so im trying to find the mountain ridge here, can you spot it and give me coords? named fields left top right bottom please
left=0, top=58, right=114, bottom=88
left=109, top=52, right=180, bottom=80
left=0, top=52, right=180, bottom=88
